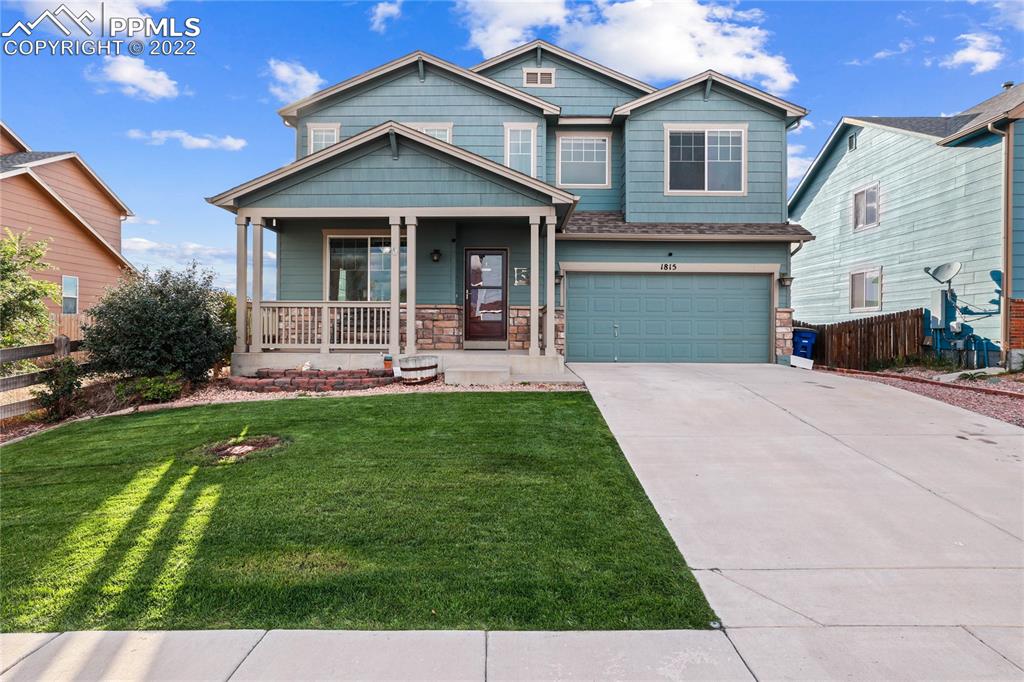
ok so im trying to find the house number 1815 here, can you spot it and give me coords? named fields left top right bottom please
left=659, top=263, right=678, bottom=271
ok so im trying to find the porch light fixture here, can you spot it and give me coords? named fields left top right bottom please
left=430, top=249, right=442, bottom=262
left=778, top=275, right=794, bottom=287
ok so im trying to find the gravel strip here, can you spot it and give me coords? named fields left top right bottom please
left=854, top=374, right=1024, bottom=428
left=881, top=367, right=1024, bottom=394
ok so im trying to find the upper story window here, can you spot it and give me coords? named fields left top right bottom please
left=557, top=132, right=611, bottom=188
left=406, top=122, right=453, bottom=143
left=850, top=268, right=882, bottom=312
left=522, top=67, right=556, bottom=87
left=307, top=123, right=340, bottom=154
left=504, top=122, right=537, bottom=177
left=61, top=275, right=79, bottom=314
left=848, top=134, right=858, bottom=151
left=853, top=183, right=879, bottom=230
left=664, top=124, right=746, bottom=195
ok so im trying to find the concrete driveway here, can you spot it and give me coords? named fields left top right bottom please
left=572, top=363, right=1024, bottom=679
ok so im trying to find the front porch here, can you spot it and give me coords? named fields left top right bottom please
left=232, top=211, right=567, bottom=379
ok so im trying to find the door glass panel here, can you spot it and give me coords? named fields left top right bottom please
left=469, top=289, right=504, bottom=322
left=470, top=254, right=503, bottom=288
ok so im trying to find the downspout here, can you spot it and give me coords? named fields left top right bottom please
left=988, top=121, right=1011, bottom=364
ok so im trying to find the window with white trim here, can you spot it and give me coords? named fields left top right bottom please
left=853, top=184, right=879, bottom=230
left=504, top=123, right=536, bottom=177
left=307, top=123, right=340, bottom=154
left=61, top=275, right=79, bottom=314
left=406, top=122, right=453, bottom=143
left=523, top=67, right=555, bottom=87
left=557, top=133, right=610, bottom=188
left=850, top=268, right=882, bottom=311
left=665, top=125, right=746, bottom=194
left=327, top=237, right=407, bottom=302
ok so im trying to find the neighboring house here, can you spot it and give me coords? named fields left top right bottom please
left=0, top=121, right=134, bottom=324
left=789, top=83, right=1024, bottom=367
left=209, top=41, right=812, bottom=377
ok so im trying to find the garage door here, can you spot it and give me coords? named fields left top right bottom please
left=565, top=272, right=772, bottom=363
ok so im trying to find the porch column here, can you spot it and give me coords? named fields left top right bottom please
left=389, top=218, right=401, bottom=357
left=251, top=218, right=264, bottom=351
left=545, top=216, right=556, bottom=356
left=405, top=217, right=417, bottom=355
left=234, top=216, right=248, bottom=352
left=529, top=217, right=541, bottom=356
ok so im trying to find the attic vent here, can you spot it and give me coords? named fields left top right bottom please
left=848, top=134, right=858, bottom=152
left=523, top=67, right=555, bottom=87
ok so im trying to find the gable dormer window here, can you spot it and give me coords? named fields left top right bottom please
left=307, top=123, right=340, bottom=154
left=523, top=67, right=556, bottom=88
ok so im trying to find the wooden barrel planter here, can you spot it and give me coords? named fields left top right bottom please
left=399, top=355, right=439, bottom=384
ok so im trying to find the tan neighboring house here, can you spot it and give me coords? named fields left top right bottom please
left=0, top=121, right=134, bottom=328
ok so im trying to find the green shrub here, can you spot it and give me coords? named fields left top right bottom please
left=33, top=358, right=83, bottom=421
left=83, top=264, right=233, bottom=382
left=0, top=228, right=62, bottom=376
left=115, top=372, right=186, bottom=404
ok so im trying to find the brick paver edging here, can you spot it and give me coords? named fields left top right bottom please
left=820, top=367, right=1024, bottom=399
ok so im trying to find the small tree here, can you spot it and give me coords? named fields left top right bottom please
left=83, top=263, right=233, bottom=382
left=0, top=229, right=61, bottom=374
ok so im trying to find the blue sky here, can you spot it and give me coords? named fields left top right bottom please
left=2, top=0, right=1021, bottom=296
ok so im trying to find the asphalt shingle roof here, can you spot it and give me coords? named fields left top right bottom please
left=0, top=151, right=71, bottom=171
left=564, top=211, right=812, bottom=239
left=852, top=82, right=1024, bottom=140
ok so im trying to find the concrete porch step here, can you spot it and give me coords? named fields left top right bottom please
left=444, top=366, right=512, bottom=386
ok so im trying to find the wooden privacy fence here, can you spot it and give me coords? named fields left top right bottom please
left=793, top=308, right=924, bottom=370
left=1, top=336, right=89, bottom=419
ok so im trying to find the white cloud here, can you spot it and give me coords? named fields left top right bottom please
left=125, top=216, right=160, bottom=225
left=84, top=56, right=178, bottom=101
left=369, top=0, right=403, bottom=33
left=787, top=143, right=814, bottom=183
left=789, top=119, right=815, bottom=135
left=895, top=11, right=916, bottom=26
left=941, top=33, right=1005, bottom=74
left=457, top=0, right=796, bottom=94
left=991, top=1, right=1024, bottom=31
left=127, top=129, right=247, bottom=151
left=873, top=39, right=914, bottom=60
left=266, top=58, right=326, bottom=103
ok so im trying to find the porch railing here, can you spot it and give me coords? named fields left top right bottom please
left=254, top=301, right=391, bottom=350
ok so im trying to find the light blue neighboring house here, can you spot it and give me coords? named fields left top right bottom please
left=209, top=41, right=812, bottom=378
left=789, top=83, right=1024, bottom=368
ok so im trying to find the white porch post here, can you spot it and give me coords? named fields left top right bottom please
left=389, top=218, right=401, bottom=357
left=529, top=217, right=541, bottom=356
left=405, top=217, right=417, bottom=355
left=234, top=216, right=248, bottom=352
left=545, top=216, right=556, bottom=356
left=251, top=218, right=264, bottom=351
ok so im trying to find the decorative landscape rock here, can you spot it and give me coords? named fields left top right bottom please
left=228, top=368, right=396, bottom=393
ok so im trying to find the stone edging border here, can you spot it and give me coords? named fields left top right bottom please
left=820, top=366, right=1024, bottom=399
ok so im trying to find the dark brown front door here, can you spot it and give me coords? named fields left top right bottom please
left=464, top=249, right=507, bottom=345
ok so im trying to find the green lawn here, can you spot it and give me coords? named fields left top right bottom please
left=1, top=392, right=714, bottom=631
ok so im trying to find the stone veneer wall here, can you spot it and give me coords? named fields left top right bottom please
left=775, top=307, right=794, bottom=358
left=398, top=305, right=566, bottom=355
left=1010, top=298, right=1024, bottom=350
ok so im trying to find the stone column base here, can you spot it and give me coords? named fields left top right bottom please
left=776, top=307, right=794, bottom=358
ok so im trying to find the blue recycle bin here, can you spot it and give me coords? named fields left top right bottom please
left=792, top=328, right=818, bottom=360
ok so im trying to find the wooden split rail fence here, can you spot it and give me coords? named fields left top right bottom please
left=1, top=336, right=89, bottom=419
left=793, top=308, right=925, bottom=371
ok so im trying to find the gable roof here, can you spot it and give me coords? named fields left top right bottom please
left=277, top=51, right=560, bottom=124
left=6, top=168, right=136, bottom=272
left=1, top=121, right=31, bottom=152
left=208, top=121, right=578, bottom=210
left=791, top=84, right=1024, bottom=210
left=612, top=70, right=807, bottom=119
left=0, top=151, right=132, bottom=216
left=471, top=40, right=656, bottom=95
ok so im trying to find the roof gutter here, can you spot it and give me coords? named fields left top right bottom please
left=988, top=120, right=1012, bottom=364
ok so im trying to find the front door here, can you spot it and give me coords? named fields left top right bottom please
left=464, top=249, right=508, bottom=348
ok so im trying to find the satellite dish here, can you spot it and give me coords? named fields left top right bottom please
left=924, top=262, right=962, bottom=286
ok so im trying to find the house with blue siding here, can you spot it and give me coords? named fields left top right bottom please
left=789, top=83, right=1024, bottom=368
left=209, top=40, right=812, bottom=379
